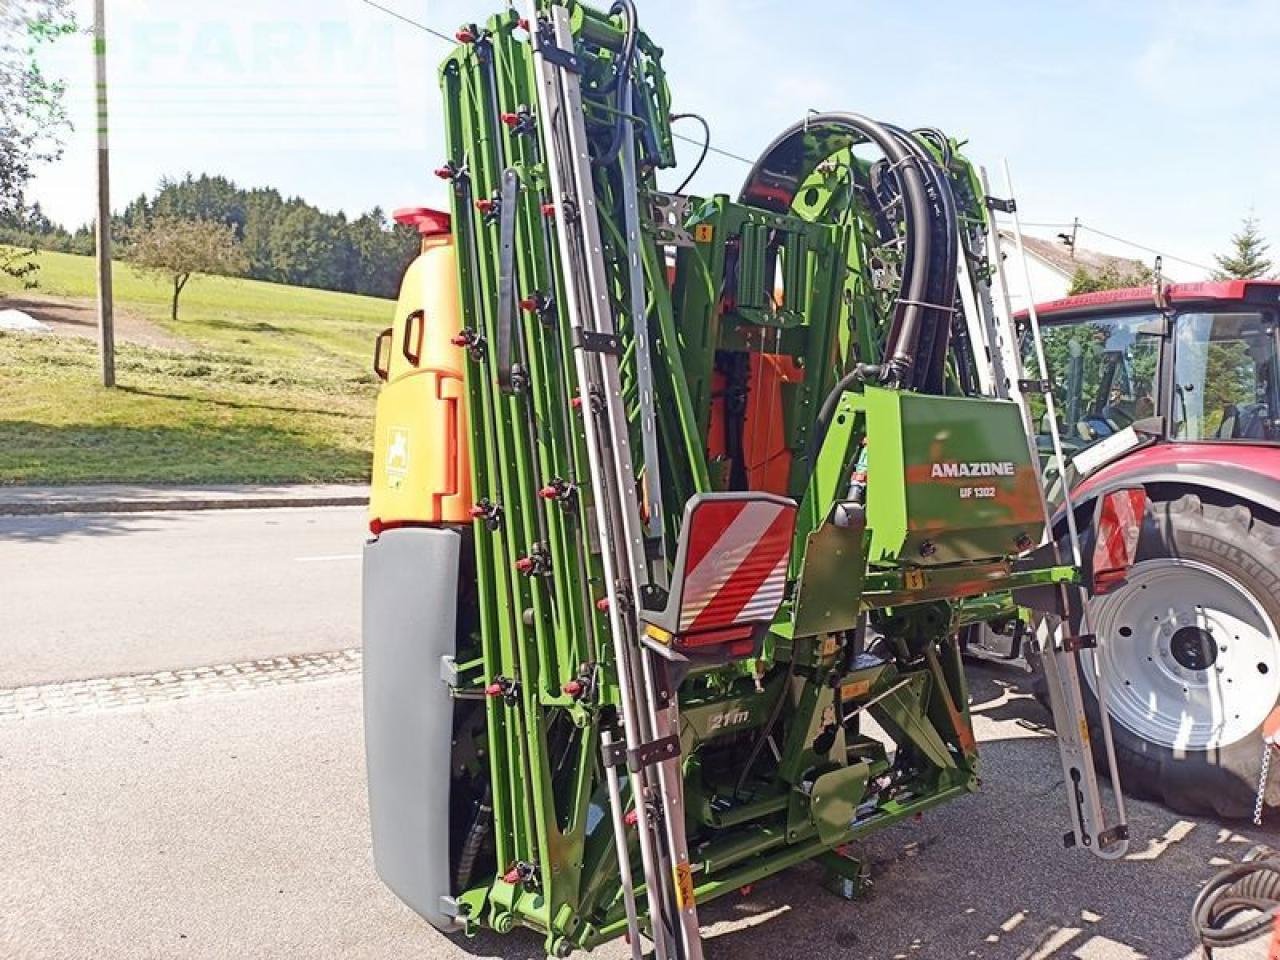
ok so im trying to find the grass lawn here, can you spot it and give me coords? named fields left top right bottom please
left=0, top=251, right=392, bottom=485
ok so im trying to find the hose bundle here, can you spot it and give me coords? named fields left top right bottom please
left=1192, top=848, right=1280, bottom=957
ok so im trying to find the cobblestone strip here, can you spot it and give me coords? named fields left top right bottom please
left=0, top=648, right=362, bottom=720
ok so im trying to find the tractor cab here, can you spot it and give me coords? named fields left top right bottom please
left=1022, top=281, right=1280, bottom=476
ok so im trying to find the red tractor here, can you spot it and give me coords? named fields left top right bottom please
left=1011, top=280, right=1280, bottom=818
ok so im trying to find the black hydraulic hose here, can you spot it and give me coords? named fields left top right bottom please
left=803, top=363, right=881, bottom=472
left=739, top=112, right=934, bottom=385
left=734, top=658, right=796, bottom=797
left=591, top=0, right=638, bottom=168
left=670, top=112, right=710, bottom=194
left=886, top=124, right=959, bottom=393
left=453, top=784, right=493, bottom=891
left=595, top=0, right=637, bottom=95
left=829, top=115, right=933, bottom=384
left=1192, top=852, right=1280, bottom=956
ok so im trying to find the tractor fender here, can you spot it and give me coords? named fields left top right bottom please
left=1058, top=443, right=1280, bottom=533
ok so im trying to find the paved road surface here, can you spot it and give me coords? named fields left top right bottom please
left=1, top=660, right=1272, bottom=960
left=0, top=507, right=365, bottom=687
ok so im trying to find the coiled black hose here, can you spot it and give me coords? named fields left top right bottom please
left=1192, top=850, right=1280, bottom=956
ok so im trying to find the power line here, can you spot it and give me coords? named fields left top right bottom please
left=353, top=0, right=457, bottom=44
left=671, top=132, right=753, bottom=167
left=1074, top=223, right=1216, bottom=275
left=354, top=0, right=756, bottom=168
left=355, top=1, right=1217, bottom=272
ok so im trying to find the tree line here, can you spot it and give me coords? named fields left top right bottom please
left=0, top=173, right=421, bottom=300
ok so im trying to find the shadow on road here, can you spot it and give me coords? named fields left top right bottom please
left=0, top=510, right=180, bottom=543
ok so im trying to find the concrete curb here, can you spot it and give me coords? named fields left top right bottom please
left=0, top=485, right=369, bottom=517
left=0, top=495, right=368, bottom=517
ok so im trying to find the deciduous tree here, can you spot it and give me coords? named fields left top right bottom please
left=126, top=217, right=248, bottom=320
left=0, top=0, right=76, bottom=283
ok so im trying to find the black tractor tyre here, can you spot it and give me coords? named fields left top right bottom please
left=1027, top=493, right=1280, bottom=819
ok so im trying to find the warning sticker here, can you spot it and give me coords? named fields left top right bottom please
left=673, top=861, right=695, bottom=910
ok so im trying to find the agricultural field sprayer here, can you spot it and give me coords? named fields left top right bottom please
left=361, top=2, right=1144, bottom=957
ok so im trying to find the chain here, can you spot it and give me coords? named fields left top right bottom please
left=1255, top=742, right=1273, bottom=827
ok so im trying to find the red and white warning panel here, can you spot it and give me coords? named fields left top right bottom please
left=645, top=493, right=797, bottom=653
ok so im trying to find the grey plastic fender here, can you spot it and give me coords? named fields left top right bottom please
left=362, top=526, right=461, bottom=931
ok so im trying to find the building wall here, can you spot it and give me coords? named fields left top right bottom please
left=997, top=252, right=1071, bottom=313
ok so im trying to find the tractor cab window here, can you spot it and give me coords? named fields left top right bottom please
left=1025, top=312, right=1161, bottom=456
left=1172, top=310, right=1280, bottom=442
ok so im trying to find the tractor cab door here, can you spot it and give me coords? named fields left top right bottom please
left=1169, top=308, right=1280, bottom=443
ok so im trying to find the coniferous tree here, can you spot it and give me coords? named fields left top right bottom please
left=1214, top=215, right=1273, bottom=280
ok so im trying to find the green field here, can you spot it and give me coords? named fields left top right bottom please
left=0, top=250, right=394, bottom=485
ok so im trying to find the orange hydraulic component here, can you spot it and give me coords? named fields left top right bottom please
left=705, top=352, right=803, bottom=495
left=368, top=207, right=472, bottom=529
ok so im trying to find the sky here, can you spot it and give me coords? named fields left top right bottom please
left=29, top=0, right=1280, bottom=280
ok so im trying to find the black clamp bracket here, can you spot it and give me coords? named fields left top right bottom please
left=1018, top=377, right=1053, bottom=394
left=575, top=329, right=623, bottom=356
left=1058, top=633, right=1097, bottom=654
left=602, top=734, right=681, bottom=772
left=986, top=195, right=1017, bottom=214
left=535, top=20, right=583, bottom=73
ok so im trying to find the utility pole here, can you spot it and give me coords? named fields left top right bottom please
left=94, top=0, right=115, bottom=388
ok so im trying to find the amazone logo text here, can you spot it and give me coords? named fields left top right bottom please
left=930, top=461, right=1017, bottom=479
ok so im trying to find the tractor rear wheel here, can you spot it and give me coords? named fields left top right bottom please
left=1034, top=493, right=1280, bottom=819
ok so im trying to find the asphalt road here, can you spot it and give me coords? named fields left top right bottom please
left=0, top=507, right=365, bottom=687
left=2, top=660, right=1273, bottom=960
left=1, top=506, right=1273, bottom=958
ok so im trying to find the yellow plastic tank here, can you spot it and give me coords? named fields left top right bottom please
left=368, top=207, right=472, bottom=529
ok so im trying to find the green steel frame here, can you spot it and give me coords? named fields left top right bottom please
left=411, top=2, right=1074, bottom=954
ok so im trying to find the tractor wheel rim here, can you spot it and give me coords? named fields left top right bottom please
left=1083, top=558, right=1280, bottom=751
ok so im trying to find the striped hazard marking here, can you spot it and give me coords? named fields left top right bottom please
left=676, top=497, right=797, bottom=634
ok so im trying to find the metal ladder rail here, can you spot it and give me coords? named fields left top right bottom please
left=524, top=30, right=669, bottom=960
left=541, top=7, right=703, bottom=952
left=983, top=162, right=1130, bottom=858
left=527, top=6, right=702, bottom=957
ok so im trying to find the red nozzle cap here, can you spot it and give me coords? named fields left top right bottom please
left=518, top=17, right=530, bottom=31
left=485, top=682, right=504, bottom=697
left=433, top=165, right=453, bottom=180
left=538, top=485, right=558, bottom=501
left=515, top=556, right=535, bottom=574
left=475, top=198, right=495, bottom=214
left=502, top=866, right=521, bottom=884
left=500, top=112, right=520, bottom=127
left=570, top=396, right=583, bottom=410
left=520, top=297, right=538, bottom=313
left=450, top=332, right=471, bottom=347
left=468, top=504, right=488, bottom=519
left=456, top=27, right=476, bottom=43
left=562, top=680, right=583, bottom=698
left=624, top=810, right=639, bottom=827
left=369, top=517, right=384, bottom=536
left=393, top=207, right=451, bottom=237
left=540, top=202, right=556, bottom=217
left=595, top=597, right=610, bottom=613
